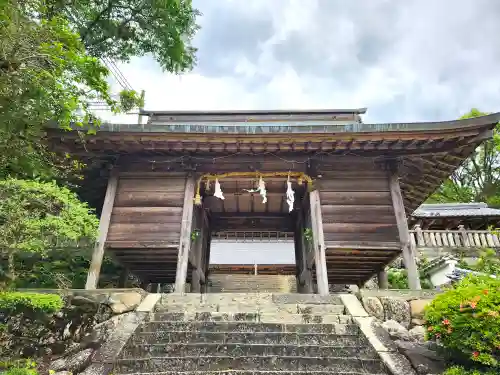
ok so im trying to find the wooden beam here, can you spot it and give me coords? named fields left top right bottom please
left=85, top=170, right=119, bottom=289
left=389, top=164, right=421, bottom=290
left=174, top=176, right=196, bottom=292
left=377, top=268, right=389, bottom=289
left=310, top=190, right=329, bottom=295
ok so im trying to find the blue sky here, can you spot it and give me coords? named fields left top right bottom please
left=101, top=0, right=500, bottom=124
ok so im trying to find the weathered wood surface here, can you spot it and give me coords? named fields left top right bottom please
left=86, top=171, right=118, bottom=290
left=390, top=169, right=421, bottom=290
left=317, top=166, right=397, bottom=246
left=111, top=207, right=183, bottom=223
left=175, top=176, right=196, bottom=292
left=317, top=161, right=401, bottom=285
left=310, top=190, right=329, bottom=295
left=107, top=176, right=185, bottom=245
left=103, top=174, right=188, bottom=285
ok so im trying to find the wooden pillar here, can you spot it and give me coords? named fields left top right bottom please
left=296, top=210, right=313, bottom=293
left=309, top=190, right=329, bottom=295
left=85, top=170, right=118, bottom=290
left=191, top=209, right=207, bottom=293
left=377, top=268, right=389, bottom=289
left=175, top=176, right=196, bottom=293
left=293, top=222, right=302, bottom=292
left=389, top=166, right=421, bottom=290
left=118, top=267, right=129, bottom=288
left=202, top=229, right=212, bottom=293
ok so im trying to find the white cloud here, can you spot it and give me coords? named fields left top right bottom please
left=98, top=0, right=500, bottom=124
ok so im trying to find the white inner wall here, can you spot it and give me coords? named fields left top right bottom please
left=210, top=241, right=295, bottom=264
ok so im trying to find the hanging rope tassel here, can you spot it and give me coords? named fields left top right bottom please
left=258, top=176, right=267, bottom=204
left=214, top=178, right=225, bottom=200
left=286, top=175, right=295, bottom=212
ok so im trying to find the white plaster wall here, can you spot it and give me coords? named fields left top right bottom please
left=210, top=241, right=295, bottom=264
left=429, top=260, right=458, bottom=286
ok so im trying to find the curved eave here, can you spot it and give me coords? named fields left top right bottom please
left=141, top=107, right=368, bottom=116
left=55, top=112, right=500, bottom=134
left=47, top=113, right=499, bottom=215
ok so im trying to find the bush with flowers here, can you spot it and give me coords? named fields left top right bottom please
left=442, top=365, right=497, bottom=375
left=424, top=274, right=500, bottom=369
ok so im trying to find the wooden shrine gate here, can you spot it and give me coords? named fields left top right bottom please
left=46, top=109, right=498, bottom=293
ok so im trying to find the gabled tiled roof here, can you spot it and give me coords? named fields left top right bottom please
left=413, top=202, right=500, bottom=218
left=421, top=255, right=458, bottom=275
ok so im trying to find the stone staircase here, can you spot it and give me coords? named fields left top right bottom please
left=208, top=274, right=297, bottom=293
left=114, top=293, right=391, bottom=374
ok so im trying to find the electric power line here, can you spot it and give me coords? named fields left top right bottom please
left=101, top=57, right=134, bottom=91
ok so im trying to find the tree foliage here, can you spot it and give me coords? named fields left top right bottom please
left=34, top=0, right=200, bottom=73
left=0, top=0, right=143, bottom=179
left=0, top=179, right=98, bottom=286
left=428, top=109, right=500, bottom=206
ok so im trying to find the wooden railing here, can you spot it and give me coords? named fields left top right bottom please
left=212, top=231, right=293, bottom=242
left=410, top=225, right=500, bottom=255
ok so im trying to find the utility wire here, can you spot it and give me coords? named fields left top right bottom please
left=101, top=57, right=134, bottom=91
left=107, top=58, right=134, bottom=90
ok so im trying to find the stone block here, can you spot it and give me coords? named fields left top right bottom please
left=382, top=319, right=411, bottom=341
left=380, top=297, right=411, bottom=328
left=362, top=296, right=385, bottom=320
left=409, top=325, right=426, bottom=343
left=272, top=293, right=342, bottom=305
left=409, top=299, right=432, bottom=319
left=379, top=351, right=418, bottom=375
left=259, top=313, right=303, bottom=324
left=106, top=291, right=142, bottom=314
left=297, top=304, right=345, bottom=315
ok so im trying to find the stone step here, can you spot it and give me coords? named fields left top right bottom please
left=114, top=372, right=386, bottom=375
left=128, top=331, right=365, bottom=346
left=271, top=294, right=343, bottom=305
left=208, top=275, right=298, bottom=293
left=148, top=312, right=352, bottom=324
left=296, top=304, right=345, bottom=315
left=149, top=312, right=260, bottom=322
left=120, top=343, right=378, bottom=359
left=157, top=293, right=344, bottom=306
left=115, top=370, right=387, bottom=375
left=258, top=313, right=350, bottom=324
left=114, top=356, right=386, bottom=373
left=155, top=303, right=220, bottom=312
left=138, top=321, right=360, bottom=335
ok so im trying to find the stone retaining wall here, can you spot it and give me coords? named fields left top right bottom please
left=356, top=289, right=446, bottom=375
left=2, top=289, right=149, bottom=375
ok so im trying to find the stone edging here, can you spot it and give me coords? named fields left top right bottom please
left=340, top=293, right=417, bottom=375
left=80, top=293, right=161, bottom=375
left=358, top=289, right=442, bottom=300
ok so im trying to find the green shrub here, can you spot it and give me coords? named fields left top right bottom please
left=424, top=275, right=500, bottom=368
left=0, top=178, right=98, bottom=287
left=387, top=267, right=433, bottom=289
left=0, top=292, right=63, bottom=314
left=443, top=365, right=497, bottom=375
left=458, top=249, right=500, bottom=276
left=0, top=360, right=38, bottom=375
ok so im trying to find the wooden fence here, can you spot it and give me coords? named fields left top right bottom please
left=409, top=225, right=499, bottom=257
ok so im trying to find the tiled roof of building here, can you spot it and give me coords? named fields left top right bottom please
left=421, top=255, right=458, bottom=275
left=412, top=202, right=500, bottom=218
